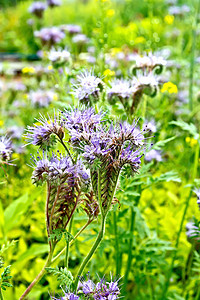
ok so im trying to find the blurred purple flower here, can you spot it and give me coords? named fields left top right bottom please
left=28, top=2, right=47, bottom=18
left=34, top=27, right=65, bottom=46
left=145, top=149, right=162, bottom=162
left=47, top=0, right=62, bottom=8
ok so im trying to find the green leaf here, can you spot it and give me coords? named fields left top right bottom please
left=4, top=193, right=32, bottom=232
left=153, top=136, right=176, bottom=150
left=170, top=120, right=199, bottom=139
left=45, top=267, right=73, bottom=289
left=154, top=171, right=181, bottom=183
left=12, top=244, right=49, bottom=270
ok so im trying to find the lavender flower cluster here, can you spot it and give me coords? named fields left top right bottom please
left=28, top=0, right=62, bottom=18
left=34, top=27, right=65, bottom=46
left=53, top=277, right=120, bottom=300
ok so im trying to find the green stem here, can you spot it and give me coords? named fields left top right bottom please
left=51, top=219, right=92, bottom=264
left=162, top=189, right=193, bottom=299
left=20, top=248, right=54, bottom=300
left=0, top=289, right=3, bottom=300
left=122, top=193, right=141, bottom=296
left=113, top=210, right=120, bottom=275
left=73, top=215, right=106, bottom=292
left=162, top=138, right=199, bottom=298
left=189, top=0, right=200, bottom=111
left=58, top=139, right=74, bottom=164
left=65, top=216, right=73, bottom=268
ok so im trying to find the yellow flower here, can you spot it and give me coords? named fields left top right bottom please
left=103, top=69, right=115, bottom=77
left=185, top=137, right=191, bottom=143
left=190, top=138, right=198, bottom=147
left=48, top=65, right=53, bottom=71
left=12, top=153, right=20, bottom=160
left=164, top=15, right=174, bottom=25
left=110, top=48, right=121, bottom=56
left=106, top=9, right=115, bottom=17
left=22, top=66, right=35, bottom=74
left=161, top=82, right=178, bottom=94
left=0, top=120, right=4, bottom=127
left=53, top=94, right=58, bottom=101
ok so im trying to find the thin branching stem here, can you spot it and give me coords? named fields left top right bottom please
left=189, top=0, right=200, bottom=111
left=51, top=219, right=92, bottom=264
left=58, top=138, right=74, bottom=164
left=19, top=247, right=55, bottom=300
left=65, top=216, right=73, bottom=268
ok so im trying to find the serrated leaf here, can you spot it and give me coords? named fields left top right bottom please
left=170, top=120, right=199, bottom=139
left=153, top=136, right=176, bottom=150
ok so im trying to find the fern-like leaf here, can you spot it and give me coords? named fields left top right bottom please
left=45, top=267, right=73, bottom=289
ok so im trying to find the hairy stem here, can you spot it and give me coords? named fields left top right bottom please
left=65, top=216, right=73, bottom=268
left=113, top=210, right=120, bottom=276
left=0, top=289, right=3, bottom=300
left=51, top=219, right=92, bottom=264
left=20, top=248, right=54, bottom=300
left=73, top=215, right=106, bottom=292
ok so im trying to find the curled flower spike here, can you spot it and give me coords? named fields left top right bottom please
left=73, top=70, right=103, bottom=103
left=0, top=136, right=12, bottom=163
left=26, top=114, right=64, bottom=149
left=194, top=188, right=200, bottom=210
left=131, top=52, right=167, bottom=74
left=31, top=152, right=89, bottom=241
left=68, top=111, right=149, bottom=212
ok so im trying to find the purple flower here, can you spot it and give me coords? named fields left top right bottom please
left=145, top=149, right=162, bottom=162
left=78, top=277, right=120, bottom=299
left=48, top=47, right=70, bottom=63
left=72, top=34, right=89, bottom=44
left=73, top=70, right=103, bottom=102
left=7, top=126, right=24, bottom=140
left=34, top=27, right=65, bottom=46
left=52, top=292, right=79, bottom=300
left=28, top=90, right=57, bottom=107
left=62, top=107, right=103, bottom=145
left=31, top=152, right=88, bottom=186
left=0, top=136, right=12, bottom=162
left=194, top=188, right=200, bottom=210
left=143, top=119, right=157, bottom=133
left=107, top=79, right=133, bottom=103
left=28, top=2, right=47, bottom=18
left=26, top=114, right=64, bottom=148
left=47, top=0, right=62, bottom=8
left=133, top=53, right=166, bottom=70
left=60, top=24, right=82, bottom=34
